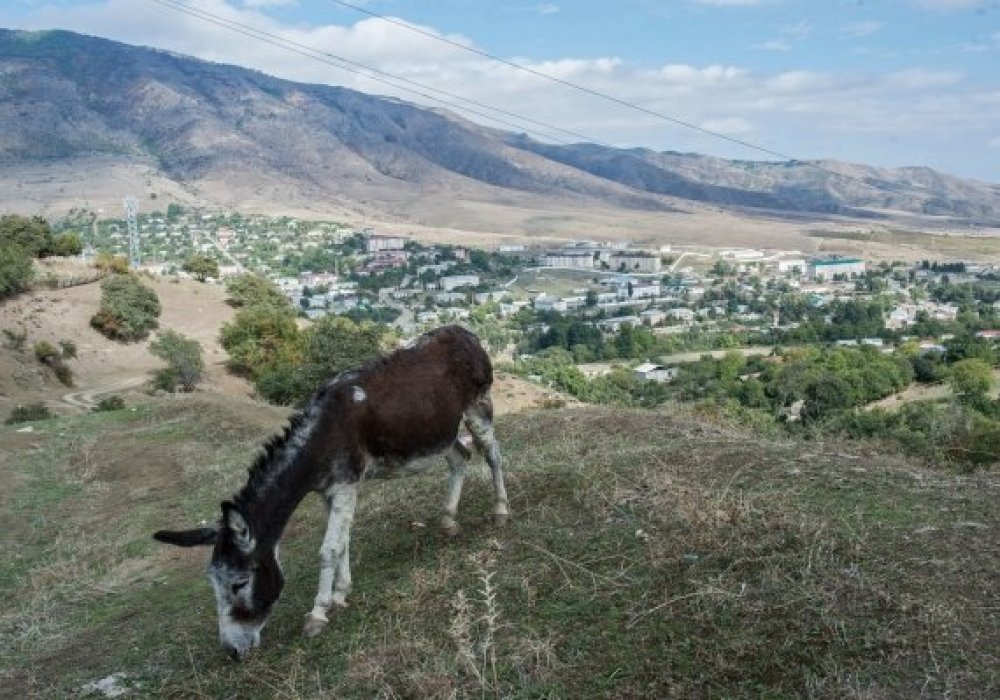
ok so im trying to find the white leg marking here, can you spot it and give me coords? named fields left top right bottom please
left=305, top=482, right=357, bottom=637
left=441, top=442, right=469, bottom=534
left=465, top=406, right=510, bottom=525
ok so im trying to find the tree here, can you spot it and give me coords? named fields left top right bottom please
left=253, top=317, right=390, bottom=406
left=183, top=253, right=220, bottom=282
left=950, top=358, right=994, bottom=399
left=0, top=215, right=52, bottom=257
left=225, top=273, right=290, bottom=309
left=0, top=242, right=34, bottom=299
left=50, top=232, right=83, bottom=257
left=150, top=330, right=205, bottom=391
left=220, top=304, right=301, bottom=378
left=90, top=275, right=162, bottom=342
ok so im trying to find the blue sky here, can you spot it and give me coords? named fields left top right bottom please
left=3, top=0, right=1000, bottom=181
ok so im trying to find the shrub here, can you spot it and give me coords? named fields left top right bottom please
left=93, top=395, right=126, bottom=412
left=94, top=253, right=130, bottom=274
left=0, top=242, right=34, bottom=299
left=50, top=232, right=83, bottom=257
left=149, top=330, right=204, bottom=392
left=5, top=402, right=53, bottom=424
left=33, top=340, right=60, bottom=364
left=59, top=339, right=78, bottom=359
left=91, top=274, right=161, bottom=342
left=220, top=304, right=301, bottom=378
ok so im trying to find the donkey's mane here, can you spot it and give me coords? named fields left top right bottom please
left=233, top=388, right=327, bottom=513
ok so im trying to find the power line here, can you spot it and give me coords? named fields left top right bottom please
left=151, top=0, right=915, bottom=203
left=329, top=0, right=918, bottom=198
left=151, top=0, right=592, bottom=146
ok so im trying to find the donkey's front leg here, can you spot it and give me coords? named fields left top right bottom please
left=304, top=482, right=357, bottom=638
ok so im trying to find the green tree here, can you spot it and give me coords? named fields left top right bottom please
left=183, top=253, right=220, bottom=282
left=0, top=215, right=53, bottom=257
left=225, top=273, right=290, bottom=309
left=254, top=317, right=390, bottom=406
left=150, top=330, right=205, bottom=392
left=0, top=242, right=34, bottom=299
left=50, top=232, right=83, bottom=257
left=950, top=358, right=994, bottom=399
left=220, top=304, right=302, bottom=378
left=90, top=275, right=162, bottom=342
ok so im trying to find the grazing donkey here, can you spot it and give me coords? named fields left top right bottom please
left=153, top=325, right=509, bottom=659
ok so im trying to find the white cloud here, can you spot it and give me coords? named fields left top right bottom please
left=841, top=21, right=884, bottom=38
left=909, top=0, right=982, bottom=9
left=242, top=0, right=297, bottom=8
left=695, top=0, right=767, bottom=5
left=753, top=39, right=791, bottom=51
left=0, top=0, right=997, bottom=179
left=534, top=3, right=560, bottom=14
left=987, top=136, right=1000, bottom=149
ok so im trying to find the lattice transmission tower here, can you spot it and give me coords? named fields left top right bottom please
left=123, top=196, right=140, bottom=269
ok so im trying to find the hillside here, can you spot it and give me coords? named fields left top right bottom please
left=2, top=29, right=999, bottom=239
left=2, top=397, right=998, bottom=697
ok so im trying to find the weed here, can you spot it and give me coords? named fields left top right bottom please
left=5, top=402, right=53, bottom=424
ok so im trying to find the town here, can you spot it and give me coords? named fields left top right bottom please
left=61, top=206, right=999, bottom=368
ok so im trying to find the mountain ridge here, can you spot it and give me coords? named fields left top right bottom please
left=1, top=28, right=999, bottom=230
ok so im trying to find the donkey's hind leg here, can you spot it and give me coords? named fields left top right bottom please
left=464, top=392, right=510, bottom=526
left=441, top=439, right=472, bottom=535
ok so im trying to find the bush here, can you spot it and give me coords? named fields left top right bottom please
left=91, top=274, right=161, bottom=342
left=50, top=232, right=83, bottom=257
left=149, top=330, right=204, bottom=391
left=5, top=402, right=53, bottom=424
left=33, top=340, right=60, bottom=364
left=59, top=339, right=78, bottom=359
left=93, top=395, right=126, bottom=412
left=94, top=253, right=130, bottom=274
left=0, top=242, right=34, bottom=299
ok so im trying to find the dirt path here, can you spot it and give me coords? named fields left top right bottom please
left=60, top=376, right=148, bottom=410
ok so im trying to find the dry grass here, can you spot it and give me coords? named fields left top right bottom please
left=2, top=398, right=999, bottom=698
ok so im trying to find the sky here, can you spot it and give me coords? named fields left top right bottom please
left=3, top=0, right=1000, bottom=182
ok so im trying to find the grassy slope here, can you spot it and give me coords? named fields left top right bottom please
left=2, top=396, right=999, bottom=698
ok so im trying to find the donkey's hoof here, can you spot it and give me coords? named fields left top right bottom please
left=303, top=612, right=329, bottom=638
left=441, top=516, right=460, bottom=536
left=494, top=512, right=510, bottom=527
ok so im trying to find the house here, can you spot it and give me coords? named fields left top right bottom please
left=640, top=309, right=667, bottom=326
left=542, top=250, right=595, bottom=269
left=609, top=253, right=661, bottom=274
left=633, top=363, right=679, bottom=383
left=598, top=316, right=642, bottom=332
left=440, top=274, right=480, bottom=291
left=811, top=257, right=866, bottom=280
left=366, top=235, right=407, bottom=253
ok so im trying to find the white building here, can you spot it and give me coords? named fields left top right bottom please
left=542, top=251, right=595, bottom=269
left=633, top=363, right=679, bottom=383
left=366, top=235, right=407, bottom=253
left=440, top=274, right=480, bottom=291
left=811, top=257, right=866, bottom=280
left=610, top=253, right=662, bottom=274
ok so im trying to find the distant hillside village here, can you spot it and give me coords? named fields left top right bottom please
left=60, top=207, right=999, bottom=381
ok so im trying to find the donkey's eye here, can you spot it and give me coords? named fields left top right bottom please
left=232, top=580, right=249, bottom=593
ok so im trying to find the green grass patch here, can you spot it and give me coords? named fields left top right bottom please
left=2, top=400, right=999, bottom=697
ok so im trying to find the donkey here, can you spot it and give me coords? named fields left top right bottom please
left=153, top=325, right=509, bottom=660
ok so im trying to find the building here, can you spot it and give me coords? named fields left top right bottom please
left=541, top=250, right=595, bottom=269
left=811, top=257, right=866, bottom=280
left=440, top=274, right=480, bottom=291
left=609, top=253, right=662, bottom=274
left=366, top=235, right=407, bottom=253
left=633, top=363, right=679, bottom=383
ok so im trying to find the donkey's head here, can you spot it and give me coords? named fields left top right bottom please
left=154, top=501, right=284, bottom=660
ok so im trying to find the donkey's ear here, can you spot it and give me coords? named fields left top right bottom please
left=153, top=527, right=218, bottom=547
left=221, top=501, right=254, bottom=553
